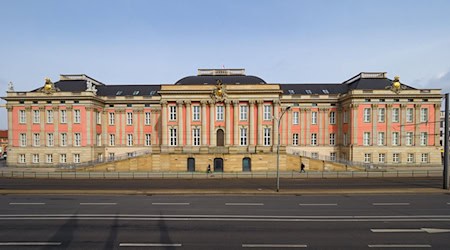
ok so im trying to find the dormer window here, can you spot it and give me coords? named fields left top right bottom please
left=288, top=90, right=295, bottom=94
left=116, top=91, right=123, bottom=96
left=133, top=90, right=140, bottom=95
left=322, top=89, right=329, bottom=94
left=305, top=90, right=312, bottom=94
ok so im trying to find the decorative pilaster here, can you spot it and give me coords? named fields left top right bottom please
left=6, top=105, right=13, bottom=149
left=287, top=107, right=292, bottom=146
left=386, top=104, right=392, bottom=146
left=372, top=104, right=378, bottom=146
left=135, top=109, right=143, bottom=146
left=66, top=105, right=73, bottom=146
left=161, top=101, right=168, bottom=146
left=351, top=104, right=359, bottom=145
left=115, top=109, right=124, bottom=146
left=414, top=104, right=421, bottom=146
left=209, top=100, right=215, bottom=146
left=151, top=107, right=161, bottom=145
left=299, top=108, right=305, bottom=146
left=85, top=106, right=92, bottom=146
left=177, top=100, right=184, bottom=146
left=435, top=103, right=441, bottom=146
left=39, top=106, right=45, bottom=147
left=273, top=101, right=280, bottom=146
left=323, top=108, right=330, bottom=145
left=233, top=100, right=239, bottom=146
left=201, top=100, right=208, bottom=145
left=257, top=100, right=263, bottom=145
left=400, top=104, right=407, bottom=146
left=52, top=106, right=59, bottom=146
left=249, top=100, right=256, bottom=146
left=306, top=109, right=311, bottom=146
left=225, top=100, right=231, bottom=145
left=185, top=101, right=191, bottom=146
left=25, top=106, right=32, bottom=147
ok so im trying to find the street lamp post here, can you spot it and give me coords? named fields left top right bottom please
left=275, top=106, right=291, bottom=192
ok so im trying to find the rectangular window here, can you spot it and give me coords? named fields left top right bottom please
left=60, top=110, right=67, bottom=123
left=109, top=112, right=115, bottom=125
left=46, top=110, right=53, bottom=123
left=240, top=127, right=247, bottom=146
left=263, top=127, right=271, bottom=146
left=329, top=111, right=336, bottom=124
left=33, top=110, right=40, bottom=123
left=343, top=110, right=348, bottom=123
left=145, top=134, right=152, bottom=146
left=74, top=133, right=81, bottom=146
left=33, top=133, right=40, bottom=147
left=32, top=154, right=39, bottom=163
left=127, top=112, right=133, bottom=125
left=96, top=111, right=101, bottom=124
left=240, top=105, right=248, bottom=121
left=216, top=106, right=224, bottom=121
left=46, top=154, right=53, bottom=163
left=406, top=108, right=413, bottom=122
left=364, top=108, right=371, bottom=122
left=406, top=132, right=414, bottom=146
left=420, top=132, right=428, bottom=146
left=193, top=128, right=200, bottom=146
left=392, top=132, right=399, bottom=146
left=60, top=154, right=67, bottom=163
left=392, top=108, right=399, bottom=122
left=145, top=112, right=151, bottom=125
left=311, top=152, right=319, bottom=159
left=329, top=133, right=335, bottom=146
left=421, top=153, right=429, bottom=163
left=364, top=153, right=371, bottom=163
left=378, top=153, right=385, bottom=163
left=378, top=132, right=385, bottom=146
left=311, top=133, right=317, bottom=146
left=420, top=108, right=428, bottom=122
left=20, top=133, right=27, bottom=147
left=47, top=133, right=54, bottom=147
left=378, top=108, right=385, bottom=122
left=293, top=112, right=299, bottom=124
left=292, top=133, right=299, bottom=146
left=407, top=153, right=415, bottom=163
left=109, top=134, right=115, bottom=146
left=393, top=153, right=400, bottom=163
left=330, top=152, right=336, bottom=161
left=74, top=109, right=80, bottom=123
left=60, top=133, right=67, bottom=146
left=19, top=154, right=26, bottom=163
left=170, top=128, right=177, bottom=146
left=263, top=105, right=271, bottom=120
left=73, top=154, right=80, bottom=163
left=96, top=134, right=101, bottom=146
left=109, top=153, right=115, bottom=161
left=343, top=133, right=348, bottom=146
left=363, top=132, right=371, bottom=146
left=311, top=111, right=317, bottom=124
left=169, top=106, right=177, bottom=120
left=19, top=110, right=26, bottom=123
left=193, top=106, right=200, bottom=121
left=127, top=134, right=133, bottom=146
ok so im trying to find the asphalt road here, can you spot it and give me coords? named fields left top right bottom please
left=1, top=194, right=450, bottom=249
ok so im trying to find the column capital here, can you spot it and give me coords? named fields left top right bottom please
left=232, top=100, right=239, bottom=106
left=66, top=104, right=73, bottom=111
left=38, top=106, right=45, bottom=111
left=208, top=100, right=216, bottom=105
left=414, top=104, right=421, bottom=108
left=25, top=105, right=32, bottom=111
left=184, top=100, right=191, bottom=106
left=224, top=100, right=232, bottom=105
left=5, top=105, right=13, bottom=111
left=160, top=100, right=168, bottom=106
left=116, top=109, right=125, bottom=114
left=400, top=104, right=407, bottom=109
left=273, top=100, right=281, bottom=105
left=85, top=107, right=93, bottom=111
left=350, top=103, right=359, bottom=109
left=176, top=100, right=184, bottom=106
left=256, top=100, right=264, bottom=105
left=249, top=100, right=256, bottom=105
left=434, top=103, right=441, bottom=109
left=387, top=104, right=394, bottom=108
left=135, top=109, right=144, bottom=114
left=52, top=105, right=59, bottom=111
left=371, top=104, right=378, bottom=109
left=200, top=100, right=208, bottom=106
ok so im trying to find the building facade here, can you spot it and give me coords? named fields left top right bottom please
left=2, top=69, right=443, bottom=171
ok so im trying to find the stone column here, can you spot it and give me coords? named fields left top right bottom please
left=287, top=108, right=292, bottom=146
left=209, top=100, right=215, bottom=146
left=351, top=104, right=359, bottom=146
left=25, top=106, right=32, bottom=147
left=6, top=105, right=13, bottom=149
left=372, top=104, right=377, bottom=146
left=151, top=107, right=160, bottom=145
left=318, top=108, right=324, bottom=145
left=233, top=100, right=239, bottom=146
left=434, top=103, right=441, bottom=146
left=53, top=106, right=59, bottom=146
left=257, top=100, right=264, bottom=145
left=85, top=107, right=92, bottom=146
left=115, top=109, right=123, bottom=146
left=324, top=108, right=330, bottom=145
left=161, top=101, right=168, bottom=146
left=386, top=104, right=392, bottom=146
left=273, top=101, right=280, bottom=146
left=225, top=100, right=231, bottom=145
left=67, top=105, right=73, bottom=147
left=185, top=101, right=191, bottom=146
left=249, top=100, right=255, bottom=146
left=299, top=108, right=305, bottom=146
left=336, top=107, right=342, bottom=147
left=414, top=104, right=421, bottom=146
left=306, top=109, right=311, bottom=145
left=177, top=100, right=184, bottom=146
left=201, top=100, right=208, bottom=145
left=102, top=110, right=107, bottom=147
left=135, top=109, right=143, bottom=146
left=39, top=106, right=45, bottom=147
left=400, top=104, right=407, bottom=146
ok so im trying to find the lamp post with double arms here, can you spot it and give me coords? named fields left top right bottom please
left=274, top=106, right=291, bottom=192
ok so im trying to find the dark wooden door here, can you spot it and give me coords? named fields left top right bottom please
left=217, top=129, right=224, bottom=146
left=242, top=157, right=251, bottom=172
left=214, top=158, right=224, bottom=172
left=187, top=157, right=195, bottom=172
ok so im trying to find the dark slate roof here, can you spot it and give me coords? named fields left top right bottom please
left=280, top=83, right=348, bottom=95
left=97, top=85, right=160, bottom=96
left=346, top=78, right=416, bottom=90
left=175, top=75, right=266, bottom=85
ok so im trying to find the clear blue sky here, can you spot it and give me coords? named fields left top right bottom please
left=1, top=0, right=450, bottom=129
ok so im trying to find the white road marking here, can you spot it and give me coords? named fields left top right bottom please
left=225, top=203, right=264, bottom=206
left=9, top=203, right=46, bottom=205
left=0, top=242, right=61, bottom=246
left=151, top=203, right=190, bottom=206
left=243, top=244, right=307, bottom=248
left=368, top=244, right=431, bottom=248
left=372, top=203, right=410, bottom=206
left=120, top=243, right=182, bottom=247
left=447, top=202, right=450, bottom=205
left=80, top=203, right=117, bottom=205
left=372, top=228, right=450, bottom=234
left=299, top=203, right=337, bottom=206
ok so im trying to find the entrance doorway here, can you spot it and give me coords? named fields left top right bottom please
left=214, top=158, right=224, bottom=172
left=242, top=157, right=251, bottom=172
left=187, top=157, right=195, bottom=172
left=216, top=129, right=224, bottom=146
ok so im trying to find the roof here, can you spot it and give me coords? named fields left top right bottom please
left=175, top=75, right=266, bottom=85
left=280, top=83, right=348, bottom=95
left=346, top=78, right=416, bottom=90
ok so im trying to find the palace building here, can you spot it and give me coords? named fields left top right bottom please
left=2, top=69, right=443, bottom=171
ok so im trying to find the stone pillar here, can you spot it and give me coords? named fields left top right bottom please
left=185, top=101, right=191, bottom=146
left=102, top=110, right=107, bottom=147
left=386, top=104, right=392, bottom=146
left=151, top=107, right=160, bottom=145
left=415, top=104, right=421, bottom=146
left=306, top=109, right=311, bottom=145
left=25, top=106, right=32, bottom=147
left=324, top=108, right=330, bottom=145
left=299, top=108, right=305, bottom=146
left=318, top=108, right=324, bottom=145
left=351, top=104, right=359, bottom=146
left=434, top=103, right=441, bottom=146
left=201, top=100, right=208, bottom=145
left=233, top=100, right=239, bottom=146
left=67, top=105, right=73, bottom=147
left=257, top=100, right=264, bottom=145
left=6, top=105, right=13, bottom=149
left=121, top=109, right=126, bottom=146
left=372, top=104, right=377, bottom=146
left=249, top=100, right=255, bottom=146
left=39, top=106, right=45, bottom=147
left=209, top=100, right=215, bottom=146
left=85, top=106, right=92, bottom=146
left=273, top=101, right=280, bottom=146
left=135, top=109, right=143, bottom=146
left=400, top=104, right=407, bottom=146
left=225, top=100, right=231, bottom=145
left=336, top=107, right=342, bottom=147
left=287, top=108, right=292, bottom=146
left=115, top=109, right=123, bottom=146
left=177, top=100, right=184, bottom=146
left=53, top=106, right=59, bottom=146
left=161, top=101, right=168, bottom=146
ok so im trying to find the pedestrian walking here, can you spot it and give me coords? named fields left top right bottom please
left=300, top=163, right=306, bottom=173
left=207, top=164, right=211, bottom=173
